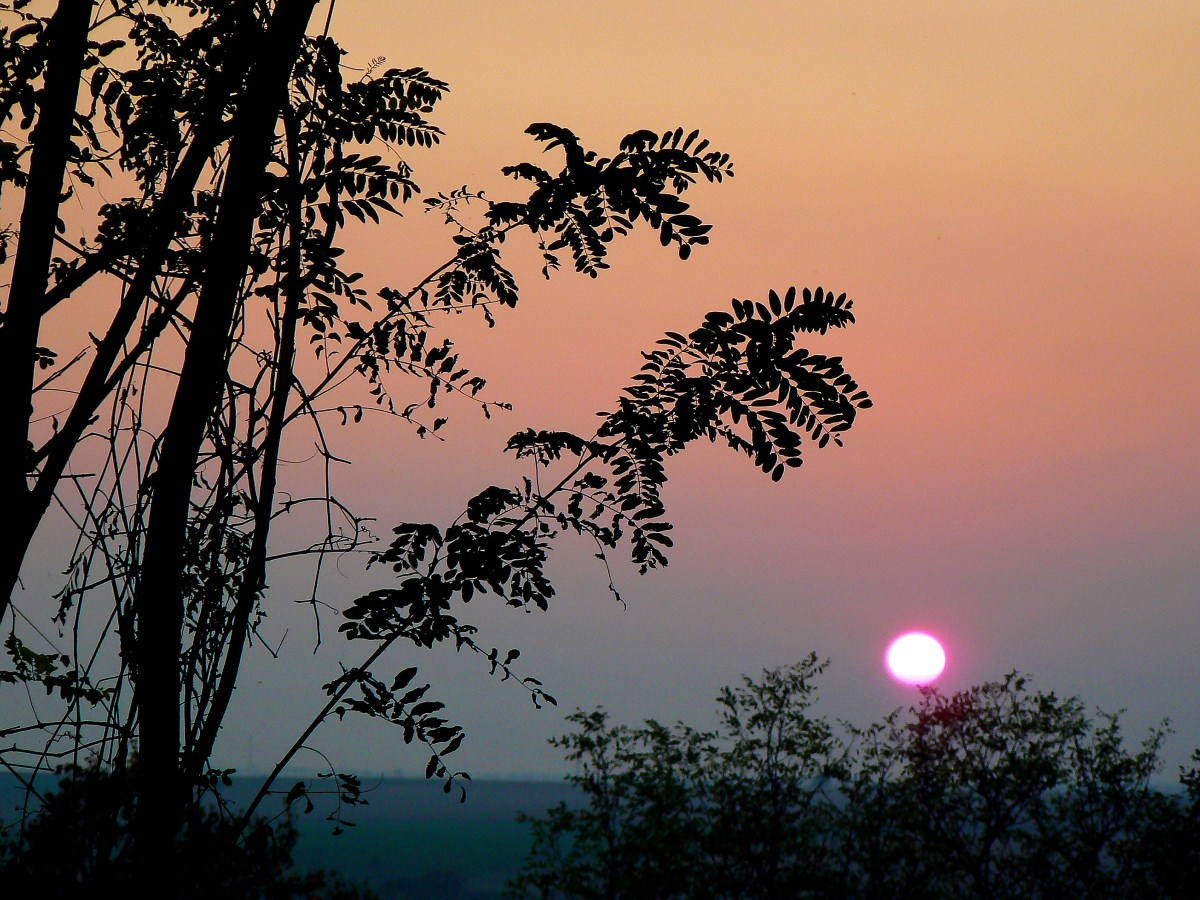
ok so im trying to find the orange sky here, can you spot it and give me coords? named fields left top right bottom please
left=18, top=1, right=1194, bottom=780
left=228, top=0, right=1198, bottom=779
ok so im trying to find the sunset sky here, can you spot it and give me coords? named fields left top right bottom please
left=206, top=1, right=1200, bottom=780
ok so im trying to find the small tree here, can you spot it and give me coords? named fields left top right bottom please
left=0, top=0, right=872, bottom=885
left=508, top=710, right=717, bottom=899
left=509, top=655, right=849, bottom=899
left=839, top=674, right=1177, bottom=898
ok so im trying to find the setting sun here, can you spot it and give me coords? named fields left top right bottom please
left=885, top=632, right=947, bottom=685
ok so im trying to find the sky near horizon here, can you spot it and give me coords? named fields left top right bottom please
left=205, top=0, right=1200, bottom=780
left=12, top=1, right=1197, bottom=783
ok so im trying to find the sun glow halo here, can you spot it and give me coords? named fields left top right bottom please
left=885, top=632, right=946, bottom=685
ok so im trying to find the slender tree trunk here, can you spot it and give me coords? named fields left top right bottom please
left=130, top=0, right=317, bottom=884
left=0, top=5, right=265, bottom=623
left=0, top=0, right=256, bottom=619
left=183, top=106, right=308, bottom=779
left=0, top=0, right=93, bottom=621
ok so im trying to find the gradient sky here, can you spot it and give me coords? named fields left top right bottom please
left=189, top=1, right=1200, bottom=779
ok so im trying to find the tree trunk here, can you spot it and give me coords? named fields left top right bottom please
left=183, top=105, right=307, bottom=780
left=0, top=0, right=93, bottom=621
left=130, top=0, right=317, bottom=885
left=1, top=4, right=260, bottom=623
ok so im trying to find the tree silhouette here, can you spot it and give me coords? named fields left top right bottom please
left=510, top=666, right=1200, bottom=899
left=0, top=1, right=870, bottom=887
left=509, top=656, right=850, bottom=899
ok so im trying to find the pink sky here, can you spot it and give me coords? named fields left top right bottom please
left=20, top=2, right=1194, bottom=779
left=215, top=0, right=1200, bottom=779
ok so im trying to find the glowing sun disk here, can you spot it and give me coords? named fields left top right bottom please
left=886, top=632, right=946, bottom=685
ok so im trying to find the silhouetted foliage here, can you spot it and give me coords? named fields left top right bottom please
left=0, top=763, right=374, bottom=898
left=509, top=665, right=1200, bottom=899
left=0, top=0, right=870, bottom=887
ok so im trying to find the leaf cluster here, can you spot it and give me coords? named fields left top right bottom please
left=492, top=123, right=732, bottom=277
left=324, top=286, right=870, bottom=795
left=319, top=662, right=471, bottom=803
left=0, top=632, right=108, bottom=705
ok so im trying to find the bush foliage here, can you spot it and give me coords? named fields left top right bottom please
left=0, top=763, right=374, bottom=898
left=509, top=657, right=1200, bottom=899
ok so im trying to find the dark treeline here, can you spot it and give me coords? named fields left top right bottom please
left=508, top=657, right=1200, bottom=899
